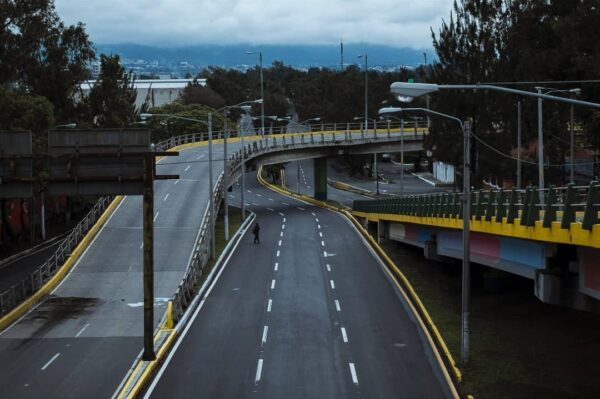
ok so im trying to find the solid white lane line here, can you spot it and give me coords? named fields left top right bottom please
left=41, top=353, right=60, bottom=371
left=267, top=299, right=272, bottom=312
left=271, top=279, right=276, bottom=289
left=274, top=262, right=278, bottom=271
left=341, top=327, right=348, bottom=343
left=255, top=359, right=264, bottom=384
left=326, top=264, right=331, bottom=272
left=319, top=232, right=323, bottom=237
left=174, top=179, right=179, bottom=185
left=278, top=240, right=282, bottom=246
left=184, top=165, right=191, bottom=172
left=75, top=323, right=90, bottom=338
left=262, top=326, right=269, bottom=346
left=276, top=250, right=280, bottom=257
left=153, top=212, right=159, bottom=222
left=163, top=193, right=170, bottom=202
left=321, top=240, right=325, bottom=247
left=335, top=300, right=341, bottom=312
left=349, top=363, right=359, bottom=384
left=330, top=280, right=335, bottom=289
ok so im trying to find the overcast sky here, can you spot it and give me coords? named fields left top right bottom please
left=55, top=0, right=454, bottom=49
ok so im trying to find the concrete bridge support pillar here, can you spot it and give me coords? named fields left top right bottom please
left=313, top=158, right=328, bottom=200
left=377, top=220, right=388, bottom=244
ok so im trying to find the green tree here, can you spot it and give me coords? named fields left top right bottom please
left=84, top=54, right=139, bottom=128
left=0, top=0, right=95, bottom=122
left=146, top=102, right=226, bottom=143
left=180, top=78, right=225, bottom=109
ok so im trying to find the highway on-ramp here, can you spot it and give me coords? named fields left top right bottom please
left=145, top=172, right=456, bottom=398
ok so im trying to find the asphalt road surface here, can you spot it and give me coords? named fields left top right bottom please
left=145, top=172, right=455, bottom=399
left=0, top=131, right=423, bottom=399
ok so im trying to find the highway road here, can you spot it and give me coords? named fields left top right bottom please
left=0, top=143, right=227, bottom=399
left=0, top=131, right=425, bottom=398
left=145, top=172, right=455, bottom=398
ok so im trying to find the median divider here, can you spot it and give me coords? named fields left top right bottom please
left=113, top=211, right=256, bottom=399
left=0, top=195, right=124, bottom=332
left=257, top=166, right=463, bottom=393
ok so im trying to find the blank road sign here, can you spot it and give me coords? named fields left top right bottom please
left=0, top=131, right=33, bottom=198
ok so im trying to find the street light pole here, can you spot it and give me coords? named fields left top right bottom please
left=208, top=112, right=215, bottom=259
left=461, top=120, right=471, bottom=363
left=536, top=87, right=545, bottom=203
left=401, top=118, right=405, bottom=195
left=570, top=104, right=575, bottom=184
left=223, top=109, right=229, bottom=241
left=379, top=106, right=471, bottom=363
left=517, top=99, right=522, bottom=189
left=359, top=54, right=368, bottom=134
left=260, top=51, right=265, bottom=137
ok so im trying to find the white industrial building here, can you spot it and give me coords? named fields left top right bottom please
left=78, top=78, right=207, bottom=109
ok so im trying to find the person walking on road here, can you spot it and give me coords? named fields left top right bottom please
left=252, top=222, right=261, bottom=244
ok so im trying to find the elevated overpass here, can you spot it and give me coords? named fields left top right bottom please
left=352, top=184, right=600, bottom=311
left=0, top=126, right=440, bottom=399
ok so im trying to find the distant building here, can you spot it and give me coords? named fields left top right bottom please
left=78, top=78, right=206, bottom=109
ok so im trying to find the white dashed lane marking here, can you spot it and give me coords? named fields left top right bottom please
left=335, top=300, right=341, bottom=312
left=184, top=165, right=191, bottom=172
left=41, top=353, right=61, bottom=371
left=349, top=363, right=359, bottom=385
left=341, top=327, right=348, bottom=343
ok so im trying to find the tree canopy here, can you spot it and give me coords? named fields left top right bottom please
left=427, top=0, right=600, bottom=185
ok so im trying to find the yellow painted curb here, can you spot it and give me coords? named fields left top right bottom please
left=116, top=325, right=178, bottom=399
left=257, top=167, right=463, bottom=390
left=0, top=196, right=124, bottom=332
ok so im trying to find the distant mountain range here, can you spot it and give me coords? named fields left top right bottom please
left=95, top=43, right=435, bottom=69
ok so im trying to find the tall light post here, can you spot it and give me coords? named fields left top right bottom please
left=391, top=82, right=600, bottom=193
left=381, top=106, right=472, bottom=363
left=219, top=99, right=263, bottom=232
left=140, top=113, right=216, bottom=259
left=246, top=51, right=265, bottom=136
left=358, top=54, right=368, bottom=134
left=535, top=87, right=581, bottom=184
left=380, top=115, right=405, bottom=195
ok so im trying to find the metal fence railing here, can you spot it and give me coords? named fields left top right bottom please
left=353, top=182, right=600, bottom=231
left=0, top=196, right=114, bottom=316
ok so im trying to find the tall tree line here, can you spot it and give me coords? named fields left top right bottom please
left=428, top=0, right=600, bottom=186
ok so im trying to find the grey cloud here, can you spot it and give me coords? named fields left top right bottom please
left=55, top=0, right=453, bottom=48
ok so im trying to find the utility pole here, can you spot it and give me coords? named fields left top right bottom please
left=142, top=154, right=155, bottom=361
left=340, top=41, right=344, bottom=71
